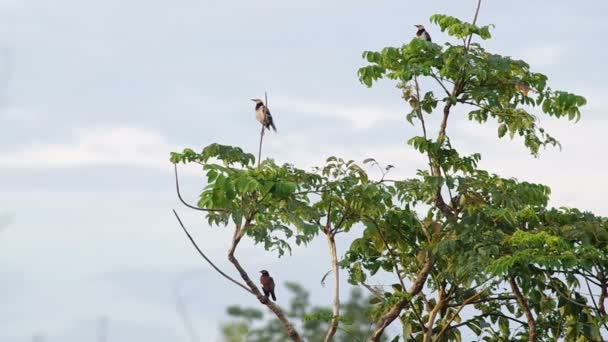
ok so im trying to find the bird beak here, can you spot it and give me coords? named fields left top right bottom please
left=250, top=99, right=256, bottom=102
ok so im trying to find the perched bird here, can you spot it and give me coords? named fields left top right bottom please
left=251, top=99, right=277, bottom=132
left=260, top=270, right=276, bottom=301
left=415, top=24, right=432, bottom=42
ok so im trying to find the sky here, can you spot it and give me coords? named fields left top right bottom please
left=1, top=0, right=607, bottom=341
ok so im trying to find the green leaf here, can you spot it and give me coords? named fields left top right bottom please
left=497, top=124, right=508, bottom=138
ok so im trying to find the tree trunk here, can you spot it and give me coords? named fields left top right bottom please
left=324, top=234, right=340, bottom=342
left=509, top=276, right=536, bottom=342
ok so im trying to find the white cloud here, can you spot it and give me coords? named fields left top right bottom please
left=0, top=127, right=172, bottom=169
left=519, top=44, right=566, bottom=68
left=273, top=95, right=402, bottom=129
left=0, top=105, right=40, bottom=122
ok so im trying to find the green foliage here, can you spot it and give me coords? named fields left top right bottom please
left=175, top=11, right=606, bottom=342
left=359, top=14, right=585, bottom=156
left=219, top=283, right=386, bottom=342
left=430, top=14, right=494, bottom=40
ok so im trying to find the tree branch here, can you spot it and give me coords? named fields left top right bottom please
left=509, top=276, right=536, bottom=342
left=584, top=277, right=608, bottom=332
left=361, top=282, right=384, bottom=299
left=465, top=0, right=483, bottom=49
left=413, top=76, right=455, bottom=220
left=435, top=291, right=482, bottom=340
left=258, top=124, right=265, bottom=168
left=369, top=257, right=434, bottom=341
left=423, top=288, right=447, bottom=342
left=172, top=209, right=251, bottom=293
left=371, top=219, right=425, bottom=329
left=226, top=216, right=302, bottom=342
left=174, top=164, right=225, bottom=212
left=446, top=295, right=516, bottom=307
left=447, top=312, right=527, bottom=331
left=257, top=91, right=269, bottom=168
left=599, top=273, right=607, bottom=315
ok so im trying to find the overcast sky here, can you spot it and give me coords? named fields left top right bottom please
left=1, top=0, right=607, bottom=341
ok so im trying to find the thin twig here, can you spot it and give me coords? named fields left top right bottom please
left=584, top=277, right=608, bottom=332
left=258, top=125, right=265, bottom=168
left=435, top=291, right=481, bottom=340
left=174, top=271, right=202, bottom=342
left=374, top=221, right=425, bottom=329
left=361, top=282, right=384, bottom=299
left=430, top=73, right=451, bottom=97
left=465, top=0, right=483, bottom=49
left=257, top=91, right=269, bottom=168
left=369, top=257, right=434, bottom=341
left=172, top=209, right=252, bottom=294
left=174, top=164, right=225, bottom=212
left=448, top=312, right=526, bottom=331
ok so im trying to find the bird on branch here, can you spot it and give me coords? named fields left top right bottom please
left=415, top=24, right=432, bottom=42
left=260, top=270, right=276, bottom=301
left=251, top=99, right=277, bottom=132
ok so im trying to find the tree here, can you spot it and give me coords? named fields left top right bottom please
left=170, top=2, right=607, bottom=341
left=220, top=282, right=386, bottom=342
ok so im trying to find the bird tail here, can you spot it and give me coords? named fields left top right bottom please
left=271, top=290, right=276, bottom=301
left=270, top=121, right=277, bottom=133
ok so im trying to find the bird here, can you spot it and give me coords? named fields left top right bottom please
left=414, top=24, right=432, bottom=42
left=251, top=99, right=277, bottom=132
left=260, top=270, right=276, bottom=301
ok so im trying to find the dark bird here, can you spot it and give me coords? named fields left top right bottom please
left=260, top=270, right=276, bottom=301
left=415, top=24, right=432, bottom=42
left=251, top=99, right=277, bottom=132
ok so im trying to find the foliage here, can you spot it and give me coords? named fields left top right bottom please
left=172, top=11, right=607, bottom=342
left=219, top=282, right=386, bottom=342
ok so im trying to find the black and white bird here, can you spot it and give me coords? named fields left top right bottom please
left=251, top=99, right=277, bottom=132
left=415, top=24, right=432, bottom=42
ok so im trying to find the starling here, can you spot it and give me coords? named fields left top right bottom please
left=415, top=24, right=432, bottom=42
left=260, top=270, right=276, bottom=301
left=251, top=99, right=277, bottom=132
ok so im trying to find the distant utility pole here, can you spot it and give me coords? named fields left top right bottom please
left=31, top=333, right=44, bottom=342
left=98, top=316, right=108, bottom=342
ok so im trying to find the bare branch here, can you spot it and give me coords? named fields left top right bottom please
left=227, top=216, right=302, bottom=341
left=172, top=209, right=252, bottom=293
left=465, top=0, right=483, bottom=49
left=430, top=73, right=451, bottom=97
left=257, top=91, right=269, bottom=168
left=174, top=164, right=224, bottom=212
left=258, top=124, right=265, bottom=168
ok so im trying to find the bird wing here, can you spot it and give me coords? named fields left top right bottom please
left=260, top=275, right=273, bottom=290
